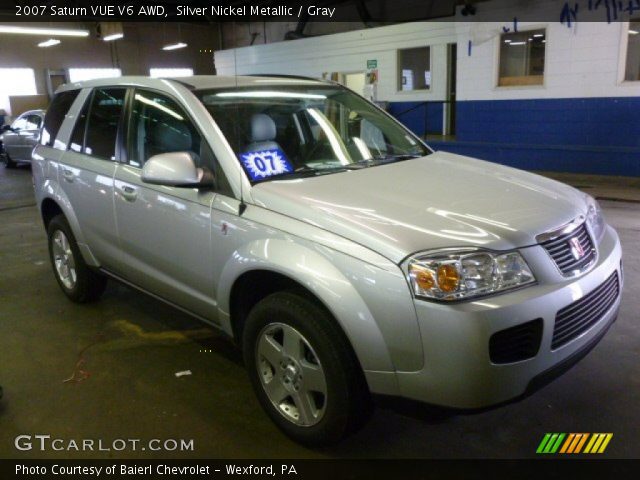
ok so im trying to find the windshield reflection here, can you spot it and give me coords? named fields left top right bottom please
left=197, top=85, right=430, bottom=182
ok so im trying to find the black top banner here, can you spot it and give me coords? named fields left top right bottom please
left=2, top=0, right=457, bottom=22
left=1, top=0, right=639, bottom=23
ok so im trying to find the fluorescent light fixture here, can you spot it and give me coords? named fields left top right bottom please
left=162, top=42, right=187, bottom=51
left=103, top=33, right=124, bottom=41
left=38, top=39, right=60, bottom=48
left=509, top=41, right=526, bottom=46
left=630, top=29, right=639, bottom=35
left=503, top=39, right=511, bottom=43
left=0, top=25, right=89, bottom=37
left=216, top=91, right=327, bottom=100
left=533, top=33, right=544, bottom=38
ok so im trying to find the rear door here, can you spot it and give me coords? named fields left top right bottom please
left=17, top=113, right=43, bottom=161
left=57, top=87, right=126, bottom=267
left=112, top=88, right=225, bottom=320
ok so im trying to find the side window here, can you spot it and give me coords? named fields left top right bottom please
left=41, top=89, right=80, bottom=146
left=128, top=90, right=201, bottom=167
left=25, top=114, right=42, bottom=130
left=128, top=89, right=232, bottom=194
left=69, top=96, right=90, bottom=153
left=11, top=116, right=27, bottom=130
left=84, top=88, right=126, bottom=160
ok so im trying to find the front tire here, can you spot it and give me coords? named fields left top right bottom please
left=47, top=214, right=107, bottom=303
left=243, top=291, right=371, bottom=446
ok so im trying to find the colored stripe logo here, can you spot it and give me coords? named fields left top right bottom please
left=537, top=433, right=613, bottom=454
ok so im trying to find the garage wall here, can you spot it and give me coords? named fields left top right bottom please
left=0, top=22, right=218, bottom=108
left=214, top=0, right=640, bottom=176
left=215, top=21, right=453, bottom=135
left=215, top=21, right=453, bottom=103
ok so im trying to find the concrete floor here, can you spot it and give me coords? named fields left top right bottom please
left=0, top=164, right=639, bottom=459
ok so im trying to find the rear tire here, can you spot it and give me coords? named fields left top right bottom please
left=243, top=291, right=372, bottom=446
left=47, top=214, right=107, bottom=303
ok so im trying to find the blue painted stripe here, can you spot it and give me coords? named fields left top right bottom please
left=389, top=97, right=640, bottom=176
left=454, top=97, right=640, bottom=148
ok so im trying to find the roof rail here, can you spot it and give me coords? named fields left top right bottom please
left=246, top=74, right=329, bottom=83
left=162, top=78, right=196, bottom=90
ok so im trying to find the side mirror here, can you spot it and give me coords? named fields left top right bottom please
left=1, top=125, right=13, bottom=132
left=141, top=152, right=215, bottom=189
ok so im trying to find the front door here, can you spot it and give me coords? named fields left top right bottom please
left=112, top=88, right=219, bottom=321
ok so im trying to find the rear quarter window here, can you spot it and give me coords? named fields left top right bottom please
left=41, top=90, right=80, bottom=147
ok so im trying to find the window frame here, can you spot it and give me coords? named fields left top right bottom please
left=67, top=86, right=128, bottom=162
left=11, top=115, right=28, bottom=130
left=24, top=114, right=42, bottom=130
left=496, top=27, right=547, bottom=89
left=41, top=89, right=80, bottom=147
left=621, top=19, right=640, bottom=84
left=396, top=45, right=433, bottom=93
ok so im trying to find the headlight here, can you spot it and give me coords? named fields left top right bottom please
left=408, top=249, right=536, bottom=301
left=585, top=195, right=606, bottom=243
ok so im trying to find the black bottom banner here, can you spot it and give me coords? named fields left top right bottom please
left=2, top=459, right=640, bottom=480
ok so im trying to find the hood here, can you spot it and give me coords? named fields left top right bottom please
left=250, top=151, right=587, bottom=264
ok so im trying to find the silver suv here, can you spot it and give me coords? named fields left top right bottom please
left=32, top=76, right=623, bottom=445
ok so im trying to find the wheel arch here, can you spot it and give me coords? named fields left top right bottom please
left=39, top=192, right=99, bottom=267
left=217, top=239, right=396, bottom=373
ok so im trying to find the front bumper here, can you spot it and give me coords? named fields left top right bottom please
left=391, top=225, right=622, bottom=409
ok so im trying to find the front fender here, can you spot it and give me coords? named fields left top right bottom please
left=217, top=238, right=423, bottom=374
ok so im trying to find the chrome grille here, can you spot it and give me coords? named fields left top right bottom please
left=552, top=273, right=620, bottom=349
left=539, top=222, right=596, bottom=276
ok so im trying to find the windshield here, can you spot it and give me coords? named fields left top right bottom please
left=196, top=85, right=430, bottom=182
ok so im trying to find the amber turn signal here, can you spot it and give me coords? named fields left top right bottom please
left=410, top=264, right=435, bottom=291
left=437, top=264, right=460, bottom=293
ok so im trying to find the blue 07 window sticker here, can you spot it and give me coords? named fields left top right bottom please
left=239, top=149, right=293, bottom=181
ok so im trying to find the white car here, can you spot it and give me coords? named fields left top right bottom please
left=1, top=109, right=45, bottom=167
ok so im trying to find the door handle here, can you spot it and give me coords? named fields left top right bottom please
left=61, top=168, right=75, bottom=182
left=120, top=185, right=138, bottom=202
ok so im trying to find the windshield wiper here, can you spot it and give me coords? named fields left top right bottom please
left=255, top=164, right=362, bottom=183
left=369, top=154, right=423, bottom=163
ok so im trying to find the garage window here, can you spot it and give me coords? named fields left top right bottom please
left=68, top=68, right=122, bottom=83
left=398, top=47, right=431, bottom=91
left=625, top=19, right=640, bottom=81
left=149, top=68, right=194, bottom=78
left=0, top=68, right=37, bottom=115
left=498, top=29, right=546, bottom=86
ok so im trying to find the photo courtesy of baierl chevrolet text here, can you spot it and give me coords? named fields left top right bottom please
left=0, top=0, right=638, bottom=479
